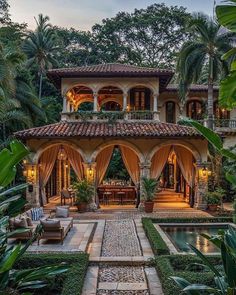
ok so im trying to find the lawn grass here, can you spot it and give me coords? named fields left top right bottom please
left=15, top=252, right=89, bottom=295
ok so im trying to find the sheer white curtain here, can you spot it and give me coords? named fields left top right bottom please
left=120, top=146, right=140, bottom=185
left=96, top=146, right=114, bottom=186
left=174, top=146, right=195, bottom=187
left=39, top=146, right=60, bottom=205
left=150, top=146, right=171, bottom=179
left=64, top=146, right=84, bottom=180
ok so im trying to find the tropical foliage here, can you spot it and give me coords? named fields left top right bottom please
left=0, top=140, right=68, bottom=295
left=171, top=225, right=236, bottom=294
left=177, top=13, right=231, bottom=128
left=216, top=0, right=236, bottom=109
left=142, top=177, right=158, bottom=202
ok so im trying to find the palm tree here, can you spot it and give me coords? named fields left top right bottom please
left=22, top=14, right=59, bottom=100
left=177, top=13, right=231, bottom=129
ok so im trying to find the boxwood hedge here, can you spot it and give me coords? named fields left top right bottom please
left=15, top=252, right=89, bottom=295
left=155, top=255, right=222, bottom=295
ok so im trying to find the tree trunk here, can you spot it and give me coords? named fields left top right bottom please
left=38, top=72, right=43, bottom=100
left=208, top=57, right=214, bottom=129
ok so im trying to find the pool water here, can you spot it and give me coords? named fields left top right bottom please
left=161, top=225, right=228, bottom=254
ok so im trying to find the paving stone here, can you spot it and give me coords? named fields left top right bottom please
left=101, top=220, right=141, bottom=257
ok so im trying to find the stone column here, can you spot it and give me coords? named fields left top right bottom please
left=122, top=91, right=128, bottom=111
left=153, top=93, right=160, bottom=121
left=62, top=96, right=67, bottom=113
left=25, top=164, right=40, bottom=207
left=138, top=162, right=151, bottom=211
left=93, top=92, right=98, bottom=112
left=194, top=161, right=208, bottom=210
left=83, top=162, right=97, bottom=211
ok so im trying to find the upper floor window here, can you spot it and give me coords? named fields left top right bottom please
left=129, top=87, right=151, bottom=111
left=214, top=102, right=229, bottom=120
left=187, top=100, right=203, bottom=120
left=101, top=101, right=121, bottom=111
left=165, top=101, right=176, bottom=123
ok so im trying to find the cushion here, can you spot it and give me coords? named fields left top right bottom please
left=31, top=208, right=43, bottom=221
left=40, top=219, right=61, bottom=231
left=26, top=216, right=33, bottom=227
left=14, top=218, right=28, bottom=228
left=55, top=206, right=69, bottom=218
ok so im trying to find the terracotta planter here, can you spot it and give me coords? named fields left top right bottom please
left=144, top=201, right=154, bottom=213
left=208, top=204, right=218, bottom=211
left=77, top=202, right=87, bottom=212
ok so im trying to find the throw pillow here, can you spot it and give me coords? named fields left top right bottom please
left=14, top=218, right=28, bottom=228
left=31, top=208, right=41, bottom=221
left=40, top=219, right=61, bottom=230
left=56, top=206, right=69, bottom=218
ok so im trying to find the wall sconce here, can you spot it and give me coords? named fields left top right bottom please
left=126, top=104, right=130, bottom=112
left=31, top=166, right=35, bottom=177
left=23, top=159, right=27, bottom=165
left=65, top=163, right=69, bottom=169
left=88, top=167, right=93, bottom=177
left=202, top=166, right=207, bottom=177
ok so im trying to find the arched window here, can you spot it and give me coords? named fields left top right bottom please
left=187, top=100, right=203, bottom=120
left=101, top=101, right=121, bottom=111
left=165, top=101, right=176, bottom=123
left=129, top=87, right=151, bottom=111
left=214, top=101, right=229, bottom=120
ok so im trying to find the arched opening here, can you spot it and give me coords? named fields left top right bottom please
left=100, top=101, right=122, bottom=111
left=214, top=101, right=230, bottom=127
left=165, top=101, right=176, bottom=123
left=95, top=144, right=140, bottom=208
left=66, top=86, right=93, bottom=111
left=150, top=144, right=196, bottom=208
left=38, top=144, right=84, bottom=207
left=129, top=86, right=152, bottom=111
left=187, top=100, right=204, bottom=120
left=98, top=86, right=123, bottom=111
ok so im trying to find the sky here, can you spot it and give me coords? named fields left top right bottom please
left=8, top=0, right=220, bottom=31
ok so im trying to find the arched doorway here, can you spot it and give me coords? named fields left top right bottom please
left=95, top=144, right=140, bottom=208
left=38, top=144, right=84, bottom=206
left=66, top=85, right=93, bottom=111
left=150, top=144, right=196, bottom=207
left=98, top=86, right=123, bottom=111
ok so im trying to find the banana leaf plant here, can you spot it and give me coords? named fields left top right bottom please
left=170, top=225, right=236, bottom=294
left=216, top=1, right=236, bottom=109
left=0, top=140, right=69, bottom=294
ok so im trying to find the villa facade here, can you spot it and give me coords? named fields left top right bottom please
left=15, top=63, right=236, bottom=210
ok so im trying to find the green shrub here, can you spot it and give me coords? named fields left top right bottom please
left=142, top=218, right=169, bottom=255
left=155, top=255, right=220, bottom=295
left=151, top=216, right=233, bottom=223
left=16, top=253, right=89, bottom=295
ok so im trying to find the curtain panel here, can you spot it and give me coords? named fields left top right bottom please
left=174, top=146, right=195, bottom=188
left=64, top=146, right=84, bottom=180
left=39, top=146, right=60, bottom=205
left=150, top=146, right=171, bottom=180
left=120, top=146, right=140, bottom=185
left=96, top=146, right=114, bottom=186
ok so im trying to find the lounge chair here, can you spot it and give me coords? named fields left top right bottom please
left=38, top=218, right=73, bottom=245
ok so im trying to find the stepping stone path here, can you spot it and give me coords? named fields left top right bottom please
left=83, top=219, right=163, bottom=295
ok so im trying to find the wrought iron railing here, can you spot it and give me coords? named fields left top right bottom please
left=197, top=119, right=236, bottom=129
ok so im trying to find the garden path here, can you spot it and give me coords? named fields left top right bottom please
left=82, top=219, right=163, bottom=295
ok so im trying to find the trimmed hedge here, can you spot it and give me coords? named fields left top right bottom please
left=142, top=218, right=170, bottom=255
left=155, top=255, right=221, bottom=295
left=151, top=216, right=233, bottom=223
left=15, top=253, right=89, bottom=295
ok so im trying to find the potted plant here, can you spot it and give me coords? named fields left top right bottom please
left=204, top=188, right=225, bottom=211
left=73, top=179, right=94, bottom=212
left=142, top=177, right=158, bottom=213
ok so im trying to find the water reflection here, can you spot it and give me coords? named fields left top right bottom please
left=162, top=226, right=228, bottom=254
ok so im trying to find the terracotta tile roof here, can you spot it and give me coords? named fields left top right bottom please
left=47, top=63, right=173, bottom=90
left=166, top=84, right=219, bottom=92
left=15, top=121, right=200, bottom=139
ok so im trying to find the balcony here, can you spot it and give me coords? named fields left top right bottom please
left=61, top=111, right=160, bottom=122
left=198, top=119, right=236, bottom=131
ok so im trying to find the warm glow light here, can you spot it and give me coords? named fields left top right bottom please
left=31, top=166, right=35, bottom=177
left=126, top=104, right=130, bottom=112
left=23, top=159, right=27, bottom=165
left=202, top=167, right=207, bottom=177
left=65, top=163, right=69, bottom=168
left=23, top=170, right=27, bottom=177
left=89, top=168, right=93, bottom=176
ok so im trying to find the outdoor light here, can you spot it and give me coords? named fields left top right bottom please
left=31, top=166, right=35, bottom=177
left=89, top=167, right=93, bottom=176
left=23, top=169, right=27, bottom=177
left=202, top=166, right=207, bottom=177
left=65, top=163, right=69, bottom=168
left=23, top=159, right=27, bottom=165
